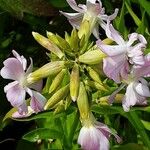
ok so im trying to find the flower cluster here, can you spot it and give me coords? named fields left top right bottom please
left=1, top=0, right=150, bottom=150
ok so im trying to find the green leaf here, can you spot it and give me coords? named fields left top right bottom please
left=138, top=0, right=150, bottom=16
left=23, top=128, right=63, bottom=142
left=125, top=1, right=141, bottom=26
left=126, top=112, right=150, bottom=149
left=112, top=143, right=145, bottom=150
left=141, top=120, right=150, bottom=131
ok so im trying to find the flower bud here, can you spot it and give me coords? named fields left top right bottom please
left=54, top=101, right=65, bottom=114
left=65, top=95, right=72, bottom=110
left=44, top=84, right=69, bottom=110
left=85, top=80, right=108, bottom=92
left=77, top=82, right=90, bottom=120
left=49, top=69, right=66, bottom=93
left=78, top=20, right=90, bottom=39
left=70, top=63, right=80, bottom=101
left=87, top=67, right=102, bottom=84
left=78, top=49, right=106, bottom=65
left=32, top=32, right=64, bottom=59
left=27, top=61, right=65, bottom=84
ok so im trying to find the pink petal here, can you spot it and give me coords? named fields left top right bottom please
left=134, top=79, right=150, bottom=97
left=25, top=58, right=33, bottom=75
left=60, top=11, right=83, bottom=29
left=12, top=106, right=34, bottom=118
left=78, top=126, right=100, bottom=150
left=1, top=58, right=24, bottom=81
left=66, top=0, right=84, bottom=13
left=12, top=50, right=27, bottom=70
left=97, top=40, right=126, bottom=56
left=103, top=55, right=128, bottom=83
left=27, top=89, right=46, bottom=113
left=6, top=83, right=26, bottom=107
left=127, top=33, right=138, bottom=46
left=108, top=8, right=119, bottom=20
left=4, top=81, right=19, bottom=93
left=29, top=80, right=43, bottom=92
left=105, top=22, right=125, bottom=45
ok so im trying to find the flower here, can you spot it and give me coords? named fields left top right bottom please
left=0, top=50, right=46, bottom=116
left=78, top=115, right=121, bottom=150
left=122, top=54, right=150, bottom=111
left=96, top=22, right=147, bottom=83
left=60, top=0, right=118, bottom=39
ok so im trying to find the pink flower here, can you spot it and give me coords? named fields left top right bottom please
left=0, top=50, right=46, bottom=116
left=123, top=54, right=150, bottom=111
left=96, top=23, right=147, bottom=83
left=60, top=0, right=118, bottom=39
left=78, top=121, right=121, bottom=150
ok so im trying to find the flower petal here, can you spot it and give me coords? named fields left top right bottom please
left=105, top=22, right=125, bottom=45
left=1, top=58, right=24, bottom=81
left=6, top=83, right=26, bottom=107
left=66, top=0, right=84, bottom=13
left=12, top=106, right=34, bottom=118
left=78, top=126, right=100, bottom=150
left=12, top=50, right=27, bottom=70
left=4, top=81, right=19, bottom=93
left=97, top=40, right=126, bottom=56
left=60, top=11, right=83, bottom=29
left=27, top=88, right=46, bottom=113
left=134, top=79, right=150, bottom=97
left=103, top=55, right=128, bottom=83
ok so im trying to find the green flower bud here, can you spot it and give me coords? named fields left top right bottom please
left=32, top=32, right=64, bottom=59
left=77, top=82, right=90, bottom=120
left=78, top=20, right=90, bottom=39
left=49, top=69, right=66, bottom=93
left=85, top=80, right=108, bottom=92
left=87, top=67, right=102, bottom=84
left=70, top=63, right=80, bottom=101
left=70, top=29, right=79, bottom=51
left=27, top=61, right=65, bottom=84
left=65, top=95, right=72, bottom=110
left=78, top=49, right=106, bottom=65
left=44, top=84, right=69, bottom=110
left=54, top=101, right=65, bottom=114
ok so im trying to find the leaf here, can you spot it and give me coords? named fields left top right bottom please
left=138, top=0, right=150, bottom=16
left=23, top=128, right=62, bottom=142
left=125, top=1, right=141, bottom=26
left=126, top=112, right=150, bottom=149
left=112, top=143, right=145, bottom=150
left=141, top=120, right=150, bottom=131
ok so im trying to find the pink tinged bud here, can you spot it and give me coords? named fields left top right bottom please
left=32, top=32, right=64, bottom=59
left=70, top=63, right=80, bottom=102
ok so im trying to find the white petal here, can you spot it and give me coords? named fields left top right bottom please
left=134, top=80, right=150, bottom=97
left=1, top=58, right=25, bottom=81
left=66, top=0, right=84, bottom=13
left=6, top=83, right=26, bottom=107
left=105, top=22, right=125, bottom=45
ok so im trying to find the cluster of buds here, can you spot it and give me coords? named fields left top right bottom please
left=1, top=0, right=150, bottom=150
